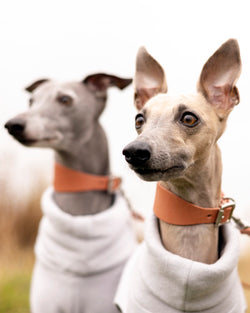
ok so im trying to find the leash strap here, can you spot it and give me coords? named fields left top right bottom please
left=241, top=228, right=250, bottom=235
left=231, top=215, right=250, bottom=235
left=54, top=163, right=121, bottom=193
left=120, top=188, right=145, bottom=221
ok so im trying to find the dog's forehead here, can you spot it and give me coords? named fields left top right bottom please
left=144, top=93, right=209, bottom=115
left=32, top=80, right=83, bottom=99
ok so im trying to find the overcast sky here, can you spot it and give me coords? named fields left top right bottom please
left=1, top=0, right=250, bottom=217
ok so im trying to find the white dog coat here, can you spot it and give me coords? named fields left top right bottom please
left=30, top=187, right=137, bottom=313
left=115, top=214, right=247, bottom=313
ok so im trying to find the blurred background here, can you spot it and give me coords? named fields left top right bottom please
left=1, top=0, right=250, bottom=312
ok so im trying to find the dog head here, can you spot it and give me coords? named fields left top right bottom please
left=5, top=74, right=132, bottom=150
left=123, top=39, right=241, bottom=182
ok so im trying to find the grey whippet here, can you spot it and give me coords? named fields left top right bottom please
left=115, top=40, right=247, bottom=312
left=5, top=74, right=137, bottom=313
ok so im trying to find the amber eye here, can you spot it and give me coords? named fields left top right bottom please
left=58, top=95, right=73, bottom=105
left=135, top=114, right=145, bottom=129
left=181, top=112, right=199, bottom=127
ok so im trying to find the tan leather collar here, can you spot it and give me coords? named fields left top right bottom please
left=153, top=183, right=235, bottom=226
left=54, top=163, right=121, bottom=193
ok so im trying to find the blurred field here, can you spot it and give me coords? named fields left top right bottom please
left=0, top=248, right=34, bottom=313
left=0, top=151, right=50, bottom=313
left=0, top=189, right=42, bottom=313
left=0, top=189, right=41, bottom=313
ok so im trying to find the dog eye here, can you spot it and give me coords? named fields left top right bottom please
left=135, top=114, right=145, bottom=129
left=181, top=112, right=199, bottom=127
left=58, top=95, right=73, bottom=106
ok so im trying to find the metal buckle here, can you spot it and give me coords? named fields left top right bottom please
left=215, top=197, right=235, bottom=227
left=107, top=176, right=120, bottom=193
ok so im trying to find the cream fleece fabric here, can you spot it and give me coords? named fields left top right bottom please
left=30, top=187, right=137, bottom=313
left=115, top=214, right=247, bottom=313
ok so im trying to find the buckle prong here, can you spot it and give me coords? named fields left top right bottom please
left=107, top=176, right=121, bottom=193
left=108, top=176, right=115, bottom=193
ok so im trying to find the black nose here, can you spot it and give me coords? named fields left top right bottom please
left=4, top=118, right=26, bottom=136
left=123, top=141, right=151, bottom=166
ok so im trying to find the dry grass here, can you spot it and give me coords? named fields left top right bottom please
left=0, top=145, right=52, bottom=312
left=0, top=180, right=45, bottom=313
left=0, top=173, right=48, bottom=253
left=0, top=247, right=34, bottom=313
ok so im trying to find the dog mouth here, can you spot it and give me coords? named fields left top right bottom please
left=17, top=138, right=38, bottom=145
left=16, top=137, right=58, bottom=146
left=132, top=165, right=185, bottom=179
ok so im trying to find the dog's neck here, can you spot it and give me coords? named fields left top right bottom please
left=53, top=123, right=114, bottom=216
left=159, top=145, right=222, bottom=264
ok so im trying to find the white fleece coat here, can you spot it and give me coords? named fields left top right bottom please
left=115, top=214, right=247, bottom=313
left=30, top=187, right=137, bottom=313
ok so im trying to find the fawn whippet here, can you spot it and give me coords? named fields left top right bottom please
left=5, top=74, right=137, bottom=313
left=115, top=40, right=247, bottom=312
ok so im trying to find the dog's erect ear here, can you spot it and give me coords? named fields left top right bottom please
left=25, top=79, right=49, bottom=93
left=197, top=39, right=241, bottom=119
left=83, top=74, right=132, bottom=93
left=134, top=47, right=167, bottom=110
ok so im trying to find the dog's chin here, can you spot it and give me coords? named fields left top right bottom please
left=15, top=137, right=59, bottom=148
left=132, top=165, right=186, bottom=181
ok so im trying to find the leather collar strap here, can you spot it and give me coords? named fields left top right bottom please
left=54, top=163, right=121, bottom=193
left=153, top=183, right=235, bottom=226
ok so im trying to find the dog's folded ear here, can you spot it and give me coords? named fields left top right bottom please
left=83, top=74, right=132, bottom=93
left=25, top=79, right=50, bottom=92
left=134, top=47, right=167, bottom=110
left=197, top=39, right=242, bottom=119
